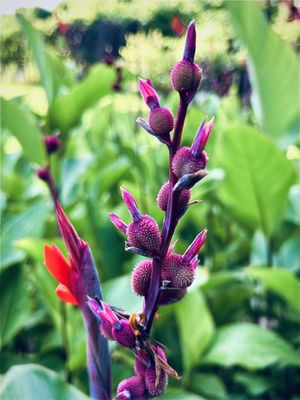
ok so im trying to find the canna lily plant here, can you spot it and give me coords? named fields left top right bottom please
left=40, top=20, right=214, bottom=399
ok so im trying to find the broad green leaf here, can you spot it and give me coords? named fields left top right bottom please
left=48, top=64, right=116, bottom=131
left=274, top=238, right=300, bottom=274
left=189, top=373, right=227, bottom=400
left=0, top=265, right=30, bottom=347
left=175, top=289, right=215, bottom=374
left=215, top=125, right=295, bottom=236
left=103, top=275, right=142, bottom=313
left=203, top=323, right=300, bottom=369
left=246, top=267, right=300, bottom=312
left=99, top=158, right=130, bottom=192
left=1, top=201, right=50, bottom=270
left=0, top=364, right=88, bottom=399
left=161, top=388, right=207, bottom=400
left=0, top=98, right=45, bottom=165
left=17, top=14, right=54, bottom=103
left=227, top=1, right=300, bottom=141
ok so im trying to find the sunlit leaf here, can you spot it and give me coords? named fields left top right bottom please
left=0, top=364, right=88, bottom=399
left=227, top=1, right=300, bottom=142
left=215, top=125, right=295, bottom=236
left=176, top=289, right=215, bottom=374
left=203, top=323, right=300, bottom=369
left=246, top=267, right=300, bottom=313
left=0, top=98, right=45, bottom=165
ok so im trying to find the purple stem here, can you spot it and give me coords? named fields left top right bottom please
left=144, top=94, right=189, bottom=333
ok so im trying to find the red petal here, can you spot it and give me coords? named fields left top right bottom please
left=44, top=245, right=71, bottom=287
left=55, top=284, right=78, bottom=305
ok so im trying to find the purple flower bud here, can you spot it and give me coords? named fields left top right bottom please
left=156, top=182, right=191, bottom=212
left=148, top=107, right=174, bottom=137
left=183, top=229, right=207, bottom=263
left=121, top=187, right=141, bottom=222
left=139, top=78, right=160, bottom=110
left=183, top=20, right=196, bottom=63
left=162, top=253, right=196, bottom=288
left=171, top=60, right=202, bottom=93
left=144, top=346, right=168, bottom=397
left=131, top=260, right=152, bottom=296
left=134, top=351, right=151, bottom=377
left=36, top=168, right=51, bottom=182
left=159, top=287, right=187, bottom=305
left=172, top=146, right=208, bottom=178
left=127, top=215, right=161, bottom=256
left=108, top=212, right=128, bottom=234
left=44, top=135, right=61, bottom=155
left=191, top=117, right=214, bottom=157
left=112, top=319, right=136, bottom=349
left=116, top=376, right=145, bottom=400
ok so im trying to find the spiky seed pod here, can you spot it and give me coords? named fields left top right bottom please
left=162, top=253, right=196, bottom=288
left=112, top=319, right=136, bottom=349
left=148, top=107, right=174, bottom=137
left=116, top=376, right=146, bottom=400
left=171, top=60, right=202, bottom=93
left=144, top=346, right=168, bottom=397
left=131, top=260, right=152, bottom=297
left=172, top=147, right=208, bottom=178
left=127, top=215, right=161, bottom=255
left=156, top=182, right=191, bottom=211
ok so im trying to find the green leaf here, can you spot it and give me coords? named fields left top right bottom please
left=246, top=267, right=300, bottom=313
left=0, top=98, right=45, bottom=165
left=227, top=1, right=300, bottom=141
left=103, top=275, right=142, bottom=313
left=48, top=64, right=116, bottom=131
left=215, top=125, right=295, bottom=236
left=0, top=265, right=30, bottom=347
left=161, top=388, right=207, bottom=400
left=234, top=372, right=273, bottom=396
left=0, top=364, right=88, bottom=399
left=189, top=373, right=227, bottom=400
left=1, top=201, right=50, bottom=270
left=17, top=14, right=54, bottom=103
left=203, top=323, right=300, bottom=369
left=175, top=289, right=215, bottom=374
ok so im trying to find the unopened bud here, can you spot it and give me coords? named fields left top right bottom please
left=36, top=168, right=50, bottom=182
left=131, top=260, right=152, bottom=296
left=116, top=376, right=145, bottom=400
left=44, top=135, right=61, bottom=155
left=172, top=147, right=208, bottom=178
left=127, top=215, right=161, bottom=256
left=148, top=107, right=174, bottom=137
left=171, top=60, right=202, bottom=93
left=162, top=254, right=196, bottom=288
left=156, top=182, right=190, bottom=211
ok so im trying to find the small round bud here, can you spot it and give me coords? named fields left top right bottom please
left=148, top=107, right=174, bottom=137
left=172, top=147, right=208, bottom=178
left=112, top=319, right=136, bottom=349
left=171, top=60, right=202, bottom=93
left=162, top=253, right=195, bottom=288
left=117, top=376, right=145, bottom=400
left=127, top=215, right=161, bottom=256
left=159, top=287, right=187, bottom=305
left=156, top=182, right=191, bottom=211
left=44, top=135, right=61, bottom=155
left=131, top=260, right=152, bottom=296
left=36, top=168, right=50, bottom=182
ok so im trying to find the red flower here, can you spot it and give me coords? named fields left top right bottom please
left=44, top=244, right=78, bottom=305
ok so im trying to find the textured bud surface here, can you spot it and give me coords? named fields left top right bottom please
left=162, top=253, right=195, bottom=288
left=171, top=60, right=202, bottom=92
left=117, top=376, right=145, bottom=400
left=172, top=147, right=208, bottom=177
left=156, top=182, right=191, bottom=211
left=112, top=319, right=136, bottom=348
left=127, top=215, right=161, bottom=255
left=131, top=260, right=152, bottom=296
left=148, top=107, right=174, bottom=137
left=145, top=346, right=168, bottom=397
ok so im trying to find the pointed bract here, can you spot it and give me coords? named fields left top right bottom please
left=183, top=20, right=196, bottom=62
left=121, top=187, right=141, bottom=222
left=108, top=212, right=128, bottom=234
left=191, top=117, right=214, bottom=157
left=139, top=78, right=160, bottom=110
left=183, top=229, right=207, bottom=262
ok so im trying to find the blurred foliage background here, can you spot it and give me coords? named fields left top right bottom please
left=1, top=0, right=300, bottom=399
